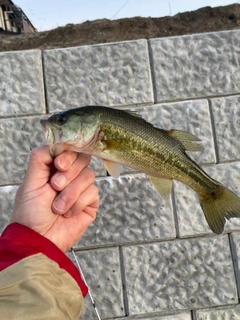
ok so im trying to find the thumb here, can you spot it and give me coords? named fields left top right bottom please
left=23, top=145, right=53, bottom=190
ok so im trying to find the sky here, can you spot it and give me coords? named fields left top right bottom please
left=15, top=0, right=237, bottom=32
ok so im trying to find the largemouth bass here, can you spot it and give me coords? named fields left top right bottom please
left=40, top=106, right=240, bottom=234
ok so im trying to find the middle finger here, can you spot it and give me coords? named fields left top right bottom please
left=52, top=166, right=95, bottom=214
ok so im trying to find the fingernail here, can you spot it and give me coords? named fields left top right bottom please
left=54, top=174, right=67, bottom=188
left=58, top=155, right=71, bottom=170
left=53, top=197, right=66, bottom=212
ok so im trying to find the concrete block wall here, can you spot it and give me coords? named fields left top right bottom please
left=0, top=29, right=240, bottom=319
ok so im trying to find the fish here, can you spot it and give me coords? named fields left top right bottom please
left=40, top=105, right=240, bottom=234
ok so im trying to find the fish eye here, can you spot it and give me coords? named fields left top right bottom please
left=56, top=115, right=67, bottom=125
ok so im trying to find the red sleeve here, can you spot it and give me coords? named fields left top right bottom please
left=0, top=223, right=88, bottom=297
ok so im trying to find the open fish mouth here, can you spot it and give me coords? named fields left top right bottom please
left=40, top=119, right=64, bottom=156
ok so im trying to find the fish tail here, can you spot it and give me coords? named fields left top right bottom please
left=199, top=185, right=240, bottom=234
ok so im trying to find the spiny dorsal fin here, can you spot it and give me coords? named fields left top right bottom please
left=124, top=110, right=145, bottom=119
left=122, top=111, right=203, bottom=153
left=166, top=129, right=203, bottom=152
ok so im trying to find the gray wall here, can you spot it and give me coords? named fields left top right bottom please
left=1, top=29, right=240, bottom=319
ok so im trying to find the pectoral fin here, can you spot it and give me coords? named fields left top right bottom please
left=103, top=159, right=122, bottom=179
left=148, top=176, right=173, bottom=200
left=166, top=129, right=203, bottom=152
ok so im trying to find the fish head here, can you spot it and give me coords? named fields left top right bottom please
left=40, top=108, right=100, bottom=157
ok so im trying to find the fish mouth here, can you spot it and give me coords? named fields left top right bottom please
left=40, top=120, right=61, bottom=144
left=40, top=119, right=63, bottom=156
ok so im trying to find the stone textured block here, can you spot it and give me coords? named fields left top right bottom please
left=149, top=30, right=240, bottom=102
left=114, top=312, right=191, bottom=320
left=67, top=247, right=124, bottom=319
left=123, top=235, right=237, bottom=316
left=137, top=100, right=215, bottom=165
left=74, top=173, right=175, bottom=249
left=196, top=304, right=240, bottom=320
left=0, top=50, right=45, bottom=117
left=230, top=232, right=240, bottom=298
left=0, top=186, right=18, bottom=233
left=43, top=40, right=153, bottom=113
left=175, top=162, right=240, bottom=237
left=210, top=95, right=240, bottom=162
left=155, top=313, right=191, bottom=320
left=89, top=157, right=106, bottom=177
left=0, top=116, right=45, bottom=185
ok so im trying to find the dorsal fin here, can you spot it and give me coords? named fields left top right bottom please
left=166, top=129, right=203, bottom=152
left=106, top=108, right=203, bottom=153
left=124, top=110, right=144, bottom=119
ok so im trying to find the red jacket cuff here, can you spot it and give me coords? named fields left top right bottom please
left=0, top=223, right=88, bottom=297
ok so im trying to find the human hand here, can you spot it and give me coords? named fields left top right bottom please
left=10, top=145, right=99, bottom=252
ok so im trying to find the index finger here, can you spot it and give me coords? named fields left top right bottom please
left=21, top=145, right=53, bottom=191
left=25, top=145, right=53, bottom=180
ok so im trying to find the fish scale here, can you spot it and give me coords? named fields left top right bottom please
left=96, top=117, right=212, bottom=194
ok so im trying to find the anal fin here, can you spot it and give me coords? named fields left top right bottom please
left=148, top=176, right=173, bottom=200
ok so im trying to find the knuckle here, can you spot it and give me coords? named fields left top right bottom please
left=83, top=167, right=95, bottom=181
left=29, top=147, right=39, bottom=161
left=91, top=211, right=97, bottom=221
left=78, top=153, right=91, bottom=164
left=67, top=185, right=79, bottom=202
left=93, top=185, right=99, bottom=199
left=78, top=196, right=86, bottom=208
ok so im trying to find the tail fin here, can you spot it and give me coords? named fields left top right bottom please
left=199, top=186, right=240, bottom=234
